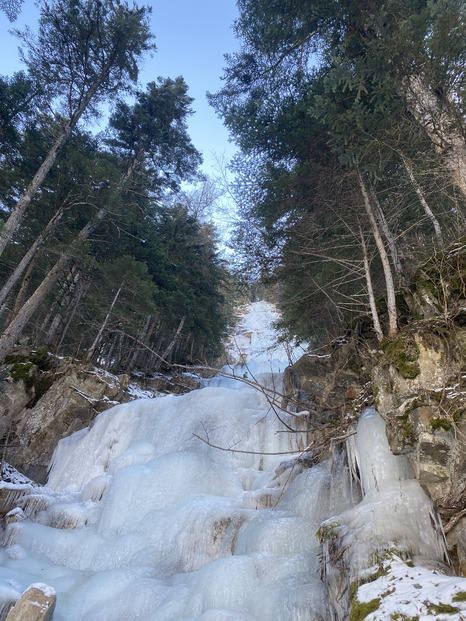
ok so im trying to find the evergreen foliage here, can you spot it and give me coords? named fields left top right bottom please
left=210, top=0, right=466, bottom=344
left=0, top=0, right=232, bottom=373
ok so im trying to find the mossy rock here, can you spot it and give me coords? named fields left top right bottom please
left=396, top=413, right=416, bottom=447
left=430, top=417, right=452, bottom=432
left=4, top=349, right=55, bottom=405
left=384, top=334, right=420, bottom=379
left=425, top=602, right=459, bottom=614
left=5, top=349, right=51, bottom=373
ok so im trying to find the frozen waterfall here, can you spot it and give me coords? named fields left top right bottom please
left=0, top=302, right=464, bottom=620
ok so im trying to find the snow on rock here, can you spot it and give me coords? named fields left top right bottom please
left=5, top=583, right=56, bottom=621
left=0, top=465, right=36, bottom=518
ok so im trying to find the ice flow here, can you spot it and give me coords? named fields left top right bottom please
left=0, top=302, right=454, bottom=620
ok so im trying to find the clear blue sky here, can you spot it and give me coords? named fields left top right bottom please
left=0, top=0, right=240, bottom=177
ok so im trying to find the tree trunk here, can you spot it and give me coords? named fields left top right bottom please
left=85, top=284, right=123, bottom=363
left=45, top=266, right=82, bottom=346
left=0, top=206, right=107, bottom=363
left=360, top=227, right=383, bottom=341
left=0, top=128, right=72, bottom=258
left=404, top=76, right=466, bottom=200
left=10, top=255, right=38, bottom=320
left=368, top=185, right=407, bottom=286
left=126, top=315, right=152, bottom=372
left=0, top=50, right=121, bottom=259
left=0, top=133, right=143, bottom=361
left=0, top=206, right=66, bottom=312
left=155, top=316, right=186, bottom=370
left=359, top=173, right=398, bottom=337
left=56, top=279, right=87, bottom=351
left=401, top=154, right=444, bottom=246
left=0, top=253, right=73, bottom=361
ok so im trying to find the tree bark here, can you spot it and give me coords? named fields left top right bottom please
left=126, top=314, right=152, bottom=372
left=0, top=133, right=143, bottom=361
left=360, top=227, right=383, bottom=341
left=0, top=50, right=120, bottom=259
left=10, top=254, right=38, bottom=320
left=368, top=185, right=407, bottom=286
left=155, top=316, right=186, bottom=369
left=401, top=154, right=444, bottom=246
left=0, top=253, right=74, bottom=361
left=56, top=279, right=87, bottom=351
left=85, top=284, right=122, bottom=363
left=404, top=76, right=466, bottom=200
left=359, top=173, right=398, bottom=337
left=0, top=206, right=65, bottom=311
left=0, top=207, right=107, bottom=363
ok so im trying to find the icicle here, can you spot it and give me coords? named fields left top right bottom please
left=354, top=407, right=413, bottom=494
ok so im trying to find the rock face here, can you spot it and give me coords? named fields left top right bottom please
left=372, top=322, right=466, bottom=575
left=0, top=350, right=130, bottom=483
left=282, top=336, right=369, bottom=461
left=283, top=242, right=466, bottom=577
left=288, top=324, right=466, bottom=575
left=5, top=584, right=56, bottom=621
left=0, top=350, right=202, bottom=486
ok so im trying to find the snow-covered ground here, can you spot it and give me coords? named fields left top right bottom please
left=357, top=557, right=466, bottom=620
left=0, top=302, right=465, bottom=620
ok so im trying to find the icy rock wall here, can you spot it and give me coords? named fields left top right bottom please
left=372, top=325, right=466, bottom=574
left=321, top=407, right=449, bottom=620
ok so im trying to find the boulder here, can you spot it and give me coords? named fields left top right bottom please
left=0, top=351, right=130, bottom=483
left=5, top=584, right=56, bottom=621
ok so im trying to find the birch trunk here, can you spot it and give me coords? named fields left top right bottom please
left=359, top=174, right=398, bottom=337
left=368, top=186, right=407, bottom=286
left=360, top=227, right=384, bottom=341
left=401, top=155, right=444, bottom=246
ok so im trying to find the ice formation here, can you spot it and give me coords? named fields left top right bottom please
left=0, top=301, right=465, bottom=620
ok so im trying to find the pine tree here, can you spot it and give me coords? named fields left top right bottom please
left=0, top=0, right=154, bottom=257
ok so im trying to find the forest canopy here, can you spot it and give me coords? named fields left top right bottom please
left=0, top=0, right=232, bottom=374
left=211, top=0, right=466, bottom=345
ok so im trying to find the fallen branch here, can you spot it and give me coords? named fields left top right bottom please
left=192, top=433, right=308, bottom=456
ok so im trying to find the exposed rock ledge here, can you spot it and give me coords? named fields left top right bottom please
left=282, top=240, right=466, bottom=578
left=0, top=349, right=201, bottom=485
left=283, top=320, right=466, bottom=576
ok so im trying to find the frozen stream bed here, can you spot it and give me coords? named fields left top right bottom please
left=0, top=302, right=466, bottom=620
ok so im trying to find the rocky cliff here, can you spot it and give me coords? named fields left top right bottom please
left=283, top=241, right=466, bottom=577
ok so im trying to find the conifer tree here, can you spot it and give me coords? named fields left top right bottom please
left=210, top=0, right=466, bottom=341
left=0, top=0, right=154, bottom=257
